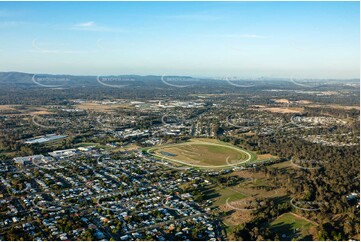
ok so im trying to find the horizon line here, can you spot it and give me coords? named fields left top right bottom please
left=0, top=70, right=359, bottom=80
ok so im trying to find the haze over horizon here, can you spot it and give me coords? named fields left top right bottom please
left=0, top=1, right=359, bottom=79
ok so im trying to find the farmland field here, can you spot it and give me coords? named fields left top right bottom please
left=74, top=101, right=132, bottom=112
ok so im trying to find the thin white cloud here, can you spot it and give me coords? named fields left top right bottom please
left=76, top=21, right=95, bottom=27
left=72, top=21, right=123, bottom=33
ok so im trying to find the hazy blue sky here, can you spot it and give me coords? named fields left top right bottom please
left=0, top=1, right=359, bottom=78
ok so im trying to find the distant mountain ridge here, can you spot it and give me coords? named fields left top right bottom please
left=0, top=71, right=358, bottom=87
left=0, top=72, right=199, bottom=87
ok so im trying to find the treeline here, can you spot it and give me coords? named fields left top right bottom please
left=222, top=126, right=359, bottom=240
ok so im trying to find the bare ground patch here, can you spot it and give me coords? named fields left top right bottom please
left=257, top=153, right=275, bottom=160
left=76, top=102, right=131, bottom=112
left=258, top=107, right=304, bottom=114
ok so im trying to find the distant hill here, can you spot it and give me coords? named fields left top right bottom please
left=0, top=71, right=358, bottom=88
left=0, top=72, right=202, bottom=87
left=0, top=72, right=34, bottom=84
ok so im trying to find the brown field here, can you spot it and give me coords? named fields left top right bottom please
left=28, top=109, right=53, bottom=115
left=0, top=105, right=53, bottom=116
left=251, top=105, right=267, bottom=108
left=257, top=153, right=275, bottom=160
left=272, top=99, right=290, bottom=103
left=308, top=104, right=360, bottom=110
left=258, top=107, right=304, bottom=114
left=75, top=102, right=131, bottom=112
left=0, top=105, right=16, bottom=110
left=296, top=100, right=313, bottom=104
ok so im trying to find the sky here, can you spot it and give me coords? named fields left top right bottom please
left=0, top=1, right=359, bottom=78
